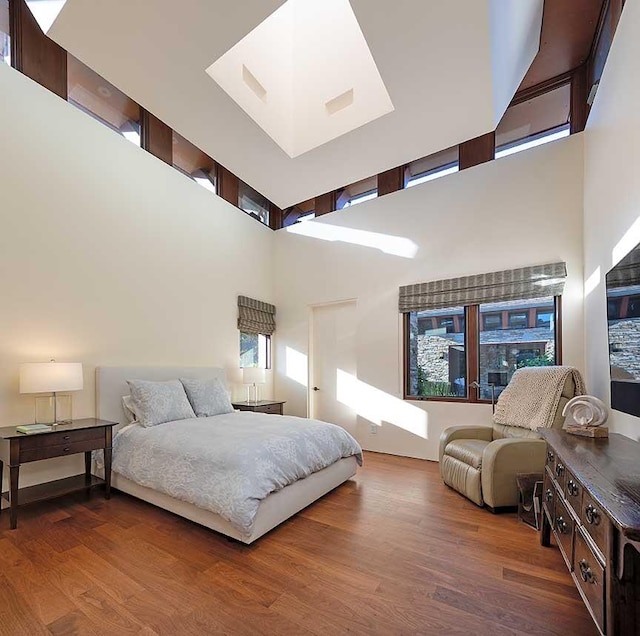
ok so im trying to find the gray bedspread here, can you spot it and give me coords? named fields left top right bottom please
left=111, top=412, right=362, bottom=536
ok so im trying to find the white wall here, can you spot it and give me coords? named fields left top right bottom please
left=0, top=63, right=274, bottom=487
left=274, top=134, right=585, bottom=460
left=583, top=0, right=640, bottom=441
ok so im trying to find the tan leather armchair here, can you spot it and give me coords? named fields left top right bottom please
left=439, top=374, right=576, bottom=511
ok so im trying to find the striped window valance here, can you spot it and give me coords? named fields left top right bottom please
left=238, top=296, right=276, bottom=335
left=399, top=262, right=567, bottom=313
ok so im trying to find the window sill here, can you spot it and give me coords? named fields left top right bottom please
left=404, top=395, right=495, bottom=405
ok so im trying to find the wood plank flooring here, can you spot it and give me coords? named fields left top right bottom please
left=0, top=452, right=597, bottom=635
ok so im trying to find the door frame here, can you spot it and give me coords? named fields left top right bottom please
left=308, top=298, right=358, bottom=420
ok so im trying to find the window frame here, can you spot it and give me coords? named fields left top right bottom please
left=403, top=296, right=562, bottom=403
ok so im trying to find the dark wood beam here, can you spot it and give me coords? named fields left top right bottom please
left=459, top=132, right=495, bottom=171
left=377, top=167, right=404, bottom=196
left=140, top=109, right=172, bottom=165
left=216, top=165, right=239, bottom=207
left=10, top=0, right=67, bottom=99
left=269, top=202, right=283, bottom=231
left=315, top=192, right=336, bottom=217
left=570, top=64, right=588, bottom=134
left=511, top=71, right=573, bottom=107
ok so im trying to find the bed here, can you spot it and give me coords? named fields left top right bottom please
left=95, top=366, right=361, bottom=544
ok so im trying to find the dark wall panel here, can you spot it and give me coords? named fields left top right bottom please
left=10, top=0, right=67, bottom=98
left=141, top=109, right=172, bottom=165
left=459, top=132, right=495, bottom=170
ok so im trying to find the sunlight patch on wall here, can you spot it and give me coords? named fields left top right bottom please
left=336, top=369, right=428, bottom=438
left=286, top=221, right=418, bottom=259
left=285, top=346, right=308, bottom=387
left=584, top=266, right=601, bottom=297
left=612, top=215, right=640, bottom=267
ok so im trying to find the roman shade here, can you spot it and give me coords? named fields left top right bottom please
left=399, top=262, right=567, bottom=313
left=238, top=296, right=276, bottom=335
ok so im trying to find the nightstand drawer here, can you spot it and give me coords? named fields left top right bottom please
left=18, top=427, right=105, bottom=452
left=258, top=404, right=283, bottom=414
left=20, top=438, right=105, bottom=463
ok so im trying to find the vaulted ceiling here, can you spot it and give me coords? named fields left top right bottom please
left=39, top=0, right=546, bottom=209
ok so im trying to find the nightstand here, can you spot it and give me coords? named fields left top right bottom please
left=0, top=418, right=117, bottom=529
left=233, top=400, right=286, bottom=415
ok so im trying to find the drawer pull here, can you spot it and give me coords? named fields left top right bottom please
left=547, top=450, right=555, bottom=463
left=567, top=480, right=579, bottom=497
left=555, top=463, right=565, bottom=478
left=556, top=516, right=568, bottom=534
left=579, top=559, right=596, bottom=584
left=63, top=435, right=70, bottom=441
left=585, top=504, right=600, bottom=525
left=545, top=489, right=554, bottom=502
left=63, top=447, right=70, bottom=452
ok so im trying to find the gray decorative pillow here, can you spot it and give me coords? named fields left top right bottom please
left=127, top=379, right=196, bottom=427
left=180, top=377, right=234, bottom=417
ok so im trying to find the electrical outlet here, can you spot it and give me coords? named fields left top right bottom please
left=370, top=424, right=377, bottom=434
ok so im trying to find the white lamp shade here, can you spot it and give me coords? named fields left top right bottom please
left=20, top=362, right=84, bottom=394
left=243, top=367, right=266, bottom=385
left=226, top=367, right=244, bottom=384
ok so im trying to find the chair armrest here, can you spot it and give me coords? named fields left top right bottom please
left=439, top=426, right=493, bottom=463
left=481, top=438, right=547, bottom=508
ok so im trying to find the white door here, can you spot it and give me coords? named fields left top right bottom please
left=310, top=300, right=357, bottom=433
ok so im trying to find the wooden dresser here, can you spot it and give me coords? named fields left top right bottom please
left=540, top=430, right=640, bottom=635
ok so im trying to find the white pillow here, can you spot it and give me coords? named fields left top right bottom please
left=127, top=379, right=196, bottom=427
left=122, top=395, right=139, bottom=423
left=180, top=377, right=234, bottom=417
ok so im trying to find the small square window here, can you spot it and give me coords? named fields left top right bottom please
left=240, top=332, right=271, bottom=369
left=508, top=312, right=529, bottom=329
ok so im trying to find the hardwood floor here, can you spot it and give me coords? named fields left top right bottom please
left=0, top=452, right=597, bottom=635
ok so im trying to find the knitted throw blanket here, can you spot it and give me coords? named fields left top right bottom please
left=493, top=366, right=586, bottom=431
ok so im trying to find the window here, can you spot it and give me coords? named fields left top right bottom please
left=240, top=332, right=271, bottom=369
left=479, top=298, right=556, bottom=400
left=483, top=313, right=502, bottom=331
left=405, top=296, right=560, bottom=401
left=406, top=307, right=467, bottom=398
left=495, top=83, right=570, bottom=159
left=336, top=176, right=378, bottom=210
left=536, top=308, right=554, bottom=329
left=238, top=180, right=270, bottom=225
left=67, top=54, right=141, bottom=146
left=0, top=0, right=9, bottom=66
left=508, top=311, right=529, bottom=329
left=172, top=132, right=216, bottom=193
left=404, top=146, right=459, bottom=188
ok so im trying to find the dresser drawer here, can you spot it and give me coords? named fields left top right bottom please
left=552, top=455, right=567, bottom=491
left=554, top=495, right=575, bottom=569
left=574, top=526, right=606, bottom=634
left=543, top=466, right=556, bottom=524
left=564, top=468, right=583, bottom=516
left=581, top=491, right=607, bottom=557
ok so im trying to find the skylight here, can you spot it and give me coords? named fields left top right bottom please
left=205, top=0, right=394, bottom=158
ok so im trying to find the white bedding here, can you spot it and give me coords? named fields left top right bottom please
left=111, top=411, right=362, bottom=537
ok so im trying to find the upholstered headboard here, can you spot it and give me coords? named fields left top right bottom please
left=96, top=366, right=227, bottom=427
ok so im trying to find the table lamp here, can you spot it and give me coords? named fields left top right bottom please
left=242, top=367, right=265, bottom=404
left=20, top=361, right=84, bottom=424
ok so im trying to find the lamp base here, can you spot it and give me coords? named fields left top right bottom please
left=35, top=394, right=72, bottom=424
